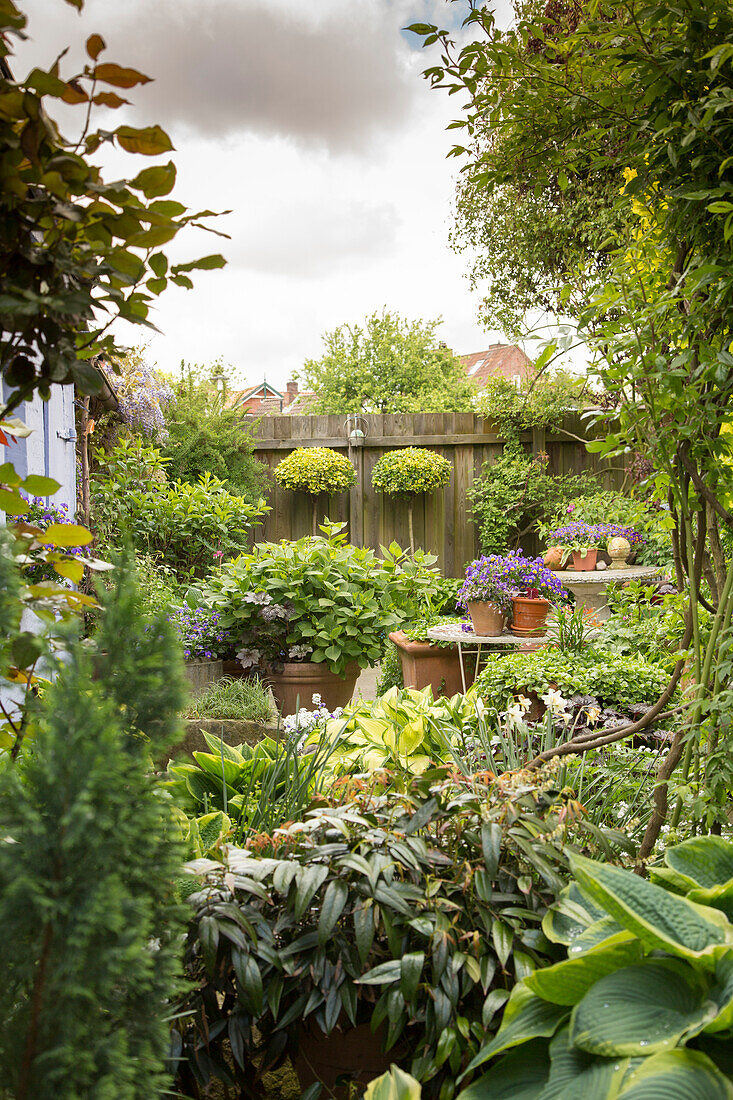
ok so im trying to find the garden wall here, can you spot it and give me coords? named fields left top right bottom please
left=249, top=412, right=625, bottom=576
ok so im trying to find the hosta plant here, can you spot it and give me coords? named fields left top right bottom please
left=459, top=836, right=733, bottom=1100
left=174, top=766, right=603, bottom=1098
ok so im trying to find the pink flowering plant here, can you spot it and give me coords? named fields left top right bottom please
left=459, top=551, right=567, bottom=608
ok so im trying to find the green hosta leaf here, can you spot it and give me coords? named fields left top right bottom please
left=457, top=1037, right=550, bottom=1100
left=318, top=879, right=348, bottom=944
left=570, top=959, right=716, bottom=1057
left=364, top=1065, right=422, bottom=1100
left=666, top=837, right=733, bottom=890
left=617, top=1049, right=733, bottom=1099
left=192, top=751, right=242, bottom=788
left=567, top=919, right=630, bottom=958
left=704, top=952, right=733, bottom=1034
left=526, top=938, right=642, bottom=1006
left=542, top=883, right=605, bottom=946
left=570, top=853, right=731, bottom=962
left=293, top=864, right=329, bottom=920
left=462, top=983, right=569, bottom=1076
left=202, top=732, right=244, bottom=764
left=537, top=1027, right=630, bottom=1100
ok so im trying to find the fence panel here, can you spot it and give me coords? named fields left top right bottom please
left=248, top=412, right=623, bottom=576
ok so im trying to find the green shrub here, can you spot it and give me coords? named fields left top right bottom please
left=161, top=365, right=268, bottom=501
left=475, top=648, right=670, bottom=710
left=91, top=437, right=268, bottom=580
left=461, top=836, right=733, bottom=1099
left=469, top=442, right=601, bottom=555
left=183, top=676, right=274, bottom=722
left=174, top=767, right=596, bottom=1097
left=202, top=522, right=439, bottom=676
left=133, top=552, right=181, bottom=616
left=377, top=639, right=404, bottom=693
left=273, top=446, right=356, bottom=495
left=371, top=447, right=452, bottom=496
left=473, top=371, right=590, bottom=434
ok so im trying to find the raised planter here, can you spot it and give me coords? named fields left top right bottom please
left=183, top=659, right=224, bottom=696
left=511, top=596, right=550, bottom=637
left=162, top=717, right=280, bottom=766
left=389, top=630, right=469, bottom=697
left=294, top=1021, right=394, bottom=1099
left=466, top=600, right=505, bottom=636
left=267, top=660, right=360, bottom=716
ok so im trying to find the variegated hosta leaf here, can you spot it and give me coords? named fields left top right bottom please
left=617, top=1048, right=733, bottom=1100
left=525, top=937, right=643, bottom=1006
left=457, top=1037, right=551, bottom=1100
left=665, top=836, right=733, bottom=891
left=461, top=983, right=569, bottom=1075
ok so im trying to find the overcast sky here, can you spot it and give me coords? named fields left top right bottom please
left=16, top=0, right=516, bottom=390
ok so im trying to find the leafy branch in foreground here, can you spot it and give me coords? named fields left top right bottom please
left=0, top=0, right=228, bottom=416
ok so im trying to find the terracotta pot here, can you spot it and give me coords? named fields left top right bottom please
left=467, top=600, right=505, bottom=636
left=267, top=659, right=360, bottom=716
left=571, top=548, right=598, bottom=571
left=389, top=630, right=470, bottom=697
left=221, top=659, right=247, bottom=679
left=183, top=659, right=224, bottom=696
left=294, top=1021, right=394, bottom=1099
left=543, top=545, right=565, bottom=571
left=511, top=596, right=550, bottom=637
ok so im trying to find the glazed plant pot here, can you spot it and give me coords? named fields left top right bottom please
left=183, top=659, right=224, bottom=696
left=467, top=600, right=505, bottom=636
left=571, top=548, right=598, bottom=571
left=389, top=630, right=470, bottom=697
left=267, top=659, right=360, bottom=716
left=511, top=596, right=550, bottom=637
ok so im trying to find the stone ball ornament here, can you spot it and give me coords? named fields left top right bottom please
left=607, top=535, right=631, bottom=568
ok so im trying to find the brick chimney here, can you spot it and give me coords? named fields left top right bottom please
left=285, top=379, right=298, bottom=406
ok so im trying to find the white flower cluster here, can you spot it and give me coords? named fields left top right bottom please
left=281, top=693, right=343, bottom=739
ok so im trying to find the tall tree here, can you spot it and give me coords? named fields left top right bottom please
left=298, top=309, right=475, bottom=414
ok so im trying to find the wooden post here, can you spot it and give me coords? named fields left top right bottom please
left=79, top=396, right=91, bottom=528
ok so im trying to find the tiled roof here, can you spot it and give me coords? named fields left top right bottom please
left=460, top=345, right=535, bottom=388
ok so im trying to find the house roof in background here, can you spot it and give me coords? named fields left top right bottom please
left=460, top=344, right=535, bottom=388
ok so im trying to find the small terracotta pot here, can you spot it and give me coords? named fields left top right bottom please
left=467, top=600, right=505, bottom=636
left=389, top=630, right=470, bottom=697
left=571, top=548, right=598, bottom=571
left=511, top=596, right=550, bottom=637
left=267, top=659, right=360, bottom=716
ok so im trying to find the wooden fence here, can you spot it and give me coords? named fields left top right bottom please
left=249, top=412, right=625, bottom=576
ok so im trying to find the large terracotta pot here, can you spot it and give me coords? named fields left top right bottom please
left=389, top=630, right=470, bottom=697
left=467, top=600, right=505, bottom=636
left=294, top=1021, right=394, bottom=1099
left=511, top=596, right=550, bottom=637
left=571, top=548, right=598, bottom=571
left=183, top=659, right=223, bottom=696
left=543, top=545, right=565, bottom=570
left=267, top=659, right=360, bottom=716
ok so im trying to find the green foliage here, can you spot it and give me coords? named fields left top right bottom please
left=377, top=639, right=404, bottom=694
left=473, top=373, right=592, bottom=436
left=0, top=565, right=186, bottom=1098
left=91, top=437, right=268, bottom=581
left=166, top=729, right=334, bottom=844
left=603, top=583, right=692, bottom=672
left=475, top=649, right=671, bottom=712
left=202, top=523, right=441, bottom=676
left=0, top=2, right=225, bottom=416
left=273, top=446, right=356, bottom=495
left=460, top=837, right=733, bottom=1098
left=132, top=551, right=181, bottom=616
left=160, top=365, right=268, bottom=502
left=183, top=677, right=274, bottom=722
left=468, top=443, right=601, bottom=555
left=175, top=767, right=592, bottom=1096
left=297, top=308, right=475, bottom=414
left=372, top=447, right=452, bottom=496
left=545, top=605, right=599, bottom=655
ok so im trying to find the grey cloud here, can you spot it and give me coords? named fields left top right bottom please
left=228, top=199, right=400, bottom=276
left=17, top=0, right=418, bottom=153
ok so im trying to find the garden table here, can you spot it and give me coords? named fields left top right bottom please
left=558, top=564, right=662, bottom=622
left=426, top=623, right=547, bottom=694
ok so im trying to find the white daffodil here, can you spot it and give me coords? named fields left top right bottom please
left=541, top=688, right=569, bottom=713
left=585, top=705, right=602, bottom=724
left=474, top=697, right=487, bottom=719
left=516, top=694, right=533, bottom=713
left=506, top=703, right=526, bottom=726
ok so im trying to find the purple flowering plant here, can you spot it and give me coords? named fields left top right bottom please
left=19, top=496, right=86, bottom=582
left=547, top=520, right=644, bottom=549
left=169, top=605, right=229, bottom=661
left=459, top=551, right=567, bottom=608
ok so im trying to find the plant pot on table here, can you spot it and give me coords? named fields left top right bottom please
left=267, top=659, right=360, bottom=716
left=511, top=596, right=550, bottom=637
left=389, top=630, right=470, bottom=697
left=466, top=600, right=505, bottom=636
left=571, top=548, right=598, bottom=571
left=294, top=1019, right=397, bottom=1099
